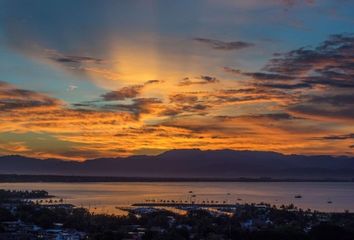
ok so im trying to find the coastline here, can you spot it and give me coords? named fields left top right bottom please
left=1, top=174, right=353, bottom=183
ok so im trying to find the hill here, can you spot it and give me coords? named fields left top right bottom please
left=0, top=149, right=353, bottom=179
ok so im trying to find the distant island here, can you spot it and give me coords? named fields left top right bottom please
left=0, top=174, right=353, bottom=183
left=1, top=149, right=354, bottom=179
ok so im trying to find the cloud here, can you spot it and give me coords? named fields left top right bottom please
left=157, top=85, right=294, bottom=118
left=311, top=133, right=354, bottom=153
left=194, top=38, right=254, bottom=50
left=244, top=72, right=296, bottom=81
left=320, top=133, right=354, bottom=140
left=1, top=80, right=351, bottom=158
left=160, top=112, right=306, bottom=139
left=280, top=0, right=316, bottom=8
left=101, top=85, right=144, bottom=101
left=0, top=81, right=62, bottom=111
left=236, top=34, right=354, bottom=90
left=309, top=95, right=354, bottom=107
left=165, top=86, right=291, bottom=116
left=0, top=141, right=30, bottom=153
left=101, top=80, right=163, bottom=101
left=169, top=94, right=198, bottom=104
left=223, top=67, right=241, bottom=74
left=3, top=1, right=353, bottom=158
left=144, top=79, right=163, bottom=85
left=219, top=87, right=282, bottom=95
left=224, top=67, right=296, bottom=81
left=288, top=105, right=354, bottom=121
left=49, top=53, right=103, bottom=65
left=179, top=76, right=219, bottom=86
left=42, top=49, right=107, bottom=75
left=249, top=113, right=296, bottom=120
left=264, top=34, right=354, bottom=80
left=103, top=98, right=163, bottom=115
left=230, top=33, right=354, bottom=121
left=0, top=81, right=144, bottom=159
left=257, top=82, right=312, bottom=89
left=159, top=93, right=205, bottom=116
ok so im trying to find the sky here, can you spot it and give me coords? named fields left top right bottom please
left=0, top=0, right=353, bottom=160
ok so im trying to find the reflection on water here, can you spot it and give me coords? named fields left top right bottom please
left=0, top=182, right=353, bottom=215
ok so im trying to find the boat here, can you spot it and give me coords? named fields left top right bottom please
left=294, top=195, right=302, bottom=199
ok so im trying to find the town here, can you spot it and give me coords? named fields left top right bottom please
left=1, top=189, right=354, bottom=239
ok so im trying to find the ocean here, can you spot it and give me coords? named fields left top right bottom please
left=1, top=182, right=353, bottom=215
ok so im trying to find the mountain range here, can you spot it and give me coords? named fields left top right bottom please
left=1, top=149, right=354, bottom=179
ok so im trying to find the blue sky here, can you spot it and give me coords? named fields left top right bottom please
left=0, top=0, right=353, bottom=159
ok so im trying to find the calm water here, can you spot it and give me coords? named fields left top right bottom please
left=1, top=182, right=353, bottom=214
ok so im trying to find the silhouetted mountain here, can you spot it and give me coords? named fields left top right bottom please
left=0, top=150, right=353, bottom=178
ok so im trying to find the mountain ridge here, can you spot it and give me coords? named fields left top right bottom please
left=1, top=149, right=353, bottom=178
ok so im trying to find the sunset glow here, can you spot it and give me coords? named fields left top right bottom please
left=0, top=0, right=353, bottom=160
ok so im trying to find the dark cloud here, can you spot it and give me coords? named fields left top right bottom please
left=101, top=85, right=143, bottom=101
left=159, top=108, right=183, bottom=117
left=226, top=67, right=289, bottom=83
left=281, top=0, right=315, bottom=8
left=160, top=116, right=254, bottom=135
left=258, top=82, right=312, bottom=89
left=309, top=95, right=354, bottom=107
left=200, top=75, right=218, bottom=82
left=51, top=55, right=103, bottom=64
left=169, top=94, right=198, bottom=104
left=161, top=94, right=210, bottom=116
left=320, top=133, right=354, bottom=140
left=0, top=81, right=61, bottom=111
left=103, top=98, right=162, bottom=115
left=289, top=104, right=354, bottom=121
left=159, top=87, right=290, bottom=118
left=101, top=80, right=163, bottom=101
left=223, top=67, right=241, bottom=74
left=305, top=75, right=354, bottom=88
left=233, top=33, right=354, bottom=121
left=242, top=71, right=296, bottom=81
left=211, top=95, right=272, bottom=104
left=72, top=103, right=93, bottom=108
left=179, top=76, right=219, bottom=86
left=264, top=34, right=354, bottom=82
left=253, top=113, right=296, bottom=120
left=161, top=104, right=210, bottom=117
left=239, top=34, right=354, bottom=90
left=213, top=87, right=291, bottom=104
left=45, top=50, right=106, bottom=74
left=215, top=113, right=296, bottom=121
left=144, top=80, right=163, bottom=85
left=194, top=38, right=254, bottom=50
left=166, top=86, right=289, bottom=115
left=219, top=88, right=283, bottom=95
